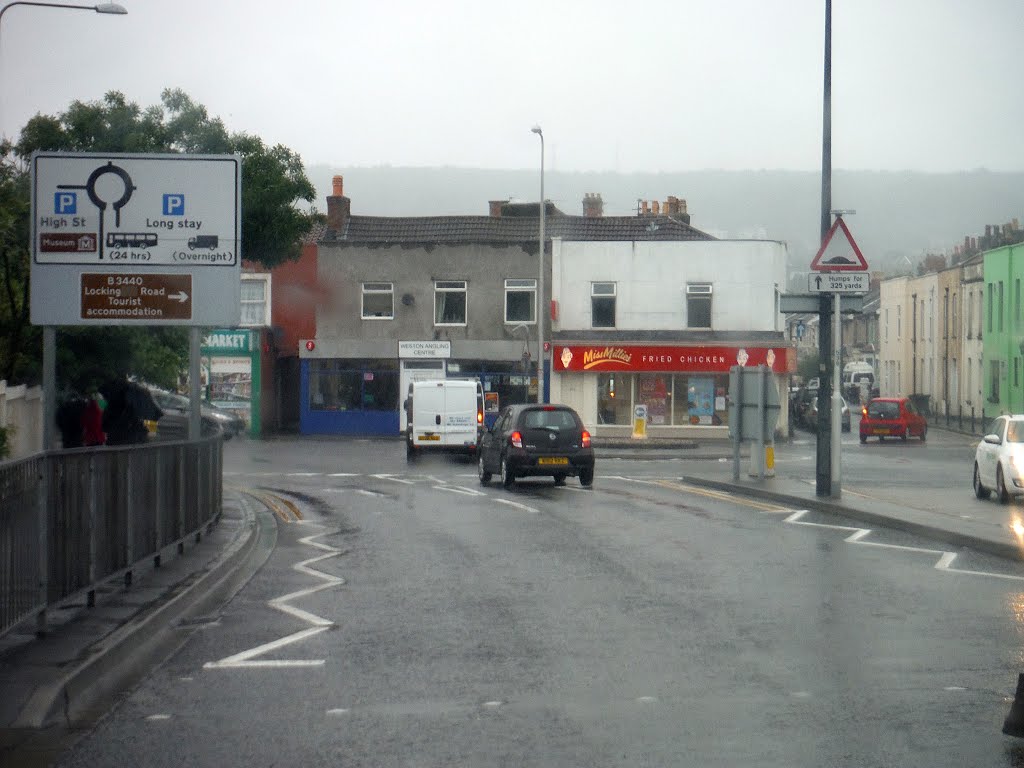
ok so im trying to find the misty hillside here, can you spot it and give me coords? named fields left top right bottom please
left=306, top=165, right=1024, bottom=277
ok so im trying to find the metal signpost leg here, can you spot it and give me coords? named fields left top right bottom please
left=732, top=367, right=741, bottom=482
left=831, top=292, right=842, bottom=495
left=755, top=366, right=766, bottom=479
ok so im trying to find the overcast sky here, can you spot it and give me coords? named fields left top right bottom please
left=1, top=0, right=1021, bottom=175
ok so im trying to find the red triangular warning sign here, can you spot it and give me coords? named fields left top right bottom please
left=810, top=217, right=869, bottom=272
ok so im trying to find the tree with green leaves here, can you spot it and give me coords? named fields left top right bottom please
left=1, top=89, right=319, bottom=391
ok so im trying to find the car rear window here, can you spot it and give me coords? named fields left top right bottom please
left=867, top=402, right=899, bottom=419
left=521, top=409, right=578, bottom=430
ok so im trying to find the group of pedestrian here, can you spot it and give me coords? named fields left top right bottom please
left=56, top=378, right=164, bottom=448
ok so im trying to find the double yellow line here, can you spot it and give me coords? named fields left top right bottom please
left=239, top=489, right=304, bottom=523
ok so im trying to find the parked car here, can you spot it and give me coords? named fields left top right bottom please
left=973, top=414, right=1024, bottom=503
left=806, top=396, right=851, bottom=432
left=858, top=396, right=927, bottom=443
left=477, top=403, right=594, bottom=488
left=148, top=388, right=245, bottom=439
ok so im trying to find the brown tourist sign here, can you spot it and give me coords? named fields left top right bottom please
left=80, top=273, right=193, bottom=321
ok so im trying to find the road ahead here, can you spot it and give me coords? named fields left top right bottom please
left=58, top=435, right=1024, bottom=767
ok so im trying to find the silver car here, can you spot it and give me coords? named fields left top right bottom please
left=973, top=414, right=1024, bottom=503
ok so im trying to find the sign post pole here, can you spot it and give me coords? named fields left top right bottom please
left=832, top=293, right=842, bottom=495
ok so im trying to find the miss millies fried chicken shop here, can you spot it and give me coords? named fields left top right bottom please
left=548, top=344, right=794, bottom=438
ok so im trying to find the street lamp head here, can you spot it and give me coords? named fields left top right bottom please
left=95, top=3, right=127, bottom=13
left=531, top=125, right=542, bottom=136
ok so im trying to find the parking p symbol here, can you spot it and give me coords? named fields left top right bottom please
left=163, top=194, right=185, bottom=216
left=54, top=192, right=76, bottom=214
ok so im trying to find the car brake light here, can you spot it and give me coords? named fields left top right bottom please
left=582, top=429, right=591, bottom=448
left=510, top=431, right=523, bottom=448
left=862, top=407, right=868, bottom=417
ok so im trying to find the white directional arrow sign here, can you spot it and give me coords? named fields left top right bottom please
left=808, top=272, right=869, bottom=294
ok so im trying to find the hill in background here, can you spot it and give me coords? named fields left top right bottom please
left=306, top=165, right=1024, bottom=279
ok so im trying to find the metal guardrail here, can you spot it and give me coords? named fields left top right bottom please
left=0, top=434, right=222, bottom=638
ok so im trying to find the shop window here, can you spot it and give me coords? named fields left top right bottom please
left=309, top=359, right=399, bottom=412
left=591, top=282, right=616, bottom=328
left=990, top=360, right=1001, bottom=403
left=687, top=283, right=712, bottom=328
left=597, top=373, right=631, bottom=425
left=504, top=279, right=536, bottom=324
left=362, top=282, right=394, bottom=319
left=637, top=375, right=671, bottom=425
left=435, top=280, right=467, bottom=325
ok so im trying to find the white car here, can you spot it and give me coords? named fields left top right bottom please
left=973, top=415, right=1024, bottom=503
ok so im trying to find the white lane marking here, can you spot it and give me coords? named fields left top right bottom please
left=373, top=473, right=415, bottom=485
left=326, top=708, right=350, bottom=715
left=329, top=473, right=359, bottom=477
left=206, top=525, right=344, bottom=670
left=433, top=485, right=487, bottom=497
left=287, top=472, right=322, bottom=477
left=783, top=510, right=1024, bottom=582
left=493, top=498, right=539, bottom=514
left=146, top=714, right=172, bottom=722
left=482, top=701, right=503, bottom=708
left=636, top=696, right=657, bottom=704
left=355, top=489, right=385, bottom=498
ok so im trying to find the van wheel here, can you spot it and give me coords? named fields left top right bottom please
left=406, top=442, right=417, bottom=462
left=478, top=454, right=492, bottom=484
left=501, top=456, right=515, bottom=489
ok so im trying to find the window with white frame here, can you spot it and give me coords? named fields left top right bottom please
left=434, top=280, right=467, bottom=325
left=240, top=273, right=271, bottom=327
left=504, top=279, right=536, bottom=324
left=686, top=283, right=713, bottom=328
left=362, top=282, right=394, bottom=319
left=591, top=282, right=616, bottom=328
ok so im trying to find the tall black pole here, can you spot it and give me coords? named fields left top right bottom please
left=816, top=0, right=833, bottom=496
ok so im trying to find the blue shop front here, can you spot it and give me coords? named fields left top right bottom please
left=299, top=339, right=543, bottom=436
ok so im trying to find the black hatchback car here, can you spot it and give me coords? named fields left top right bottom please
left=478, top=404, right=595, bottom=488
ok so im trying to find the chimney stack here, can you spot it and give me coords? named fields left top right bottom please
left=326, top=174, right=351, bottom=236
left=652, top=200, right=660, bottom=215
left=489, top=200, right=505, bottom=217
left=582, top=193, right=603, bottom=217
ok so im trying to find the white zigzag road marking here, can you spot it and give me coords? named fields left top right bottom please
left=205, top=525, right=344, bottom=670
left=783, top=509, right=1024, bottom=582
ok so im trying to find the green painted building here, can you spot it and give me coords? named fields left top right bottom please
left=983, top=243, right=1024, bottom=418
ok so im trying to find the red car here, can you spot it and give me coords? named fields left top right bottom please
left=859, top=397, right=927, bottom=443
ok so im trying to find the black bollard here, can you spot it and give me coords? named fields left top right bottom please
left=1003, top=673, right=1024, bottom=736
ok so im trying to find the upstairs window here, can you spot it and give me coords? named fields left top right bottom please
left=361, top=282, right=394, bottom=319
left=504, top=279, right=536, bottom=324
left=240, top=274, right=271, bottom=326
left=434, top=280, right=467, bottom=325
left=591, top=282, right=616, bottom=328
left=687, top=283, right=713, bottom=328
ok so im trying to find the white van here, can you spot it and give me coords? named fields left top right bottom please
left=404, top=378, right=484, bottom=460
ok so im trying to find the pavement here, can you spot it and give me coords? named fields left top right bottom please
left=2, top=426, right=1022, bottom=762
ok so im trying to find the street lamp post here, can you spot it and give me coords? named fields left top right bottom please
left=0, top=0, right=127, bottom=451
left=531, top=125, right=545, bottom=404
left=0, top=1, right=126, bottom=27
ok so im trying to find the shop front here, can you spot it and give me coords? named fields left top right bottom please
left=550, top=343, right=794, bottom=438
left=300, top=339, right=546, bottom=436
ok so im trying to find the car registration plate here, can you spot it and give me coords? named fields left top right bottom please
left=538, top=457, right=569, bottom=465
left=872, top=428, right=888, bottom=435
left=418, top=434, right=440, bottom=441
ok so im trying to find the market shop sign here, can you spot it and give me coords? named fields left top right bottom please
left=554, top=345, right=793, bottom=374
